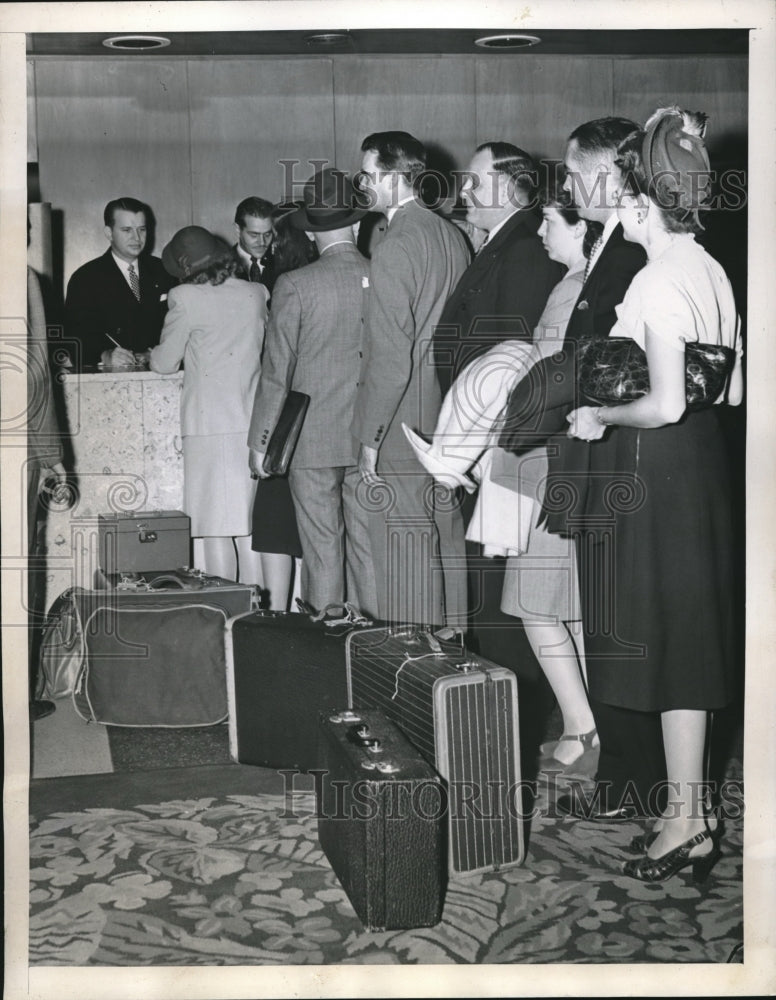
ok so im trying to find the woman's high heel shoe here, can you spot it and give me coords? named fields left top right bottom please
left=538, top=728, right=599, bottom=777
left=622, top=830, right=721, bottom=884
left=626, top=814, right=723, bottom=855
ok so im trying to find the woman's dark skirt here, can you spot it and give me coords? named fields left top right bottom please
left=251, top=475, right=303, bottom=558
left=574, top=407, right=739, bottom=712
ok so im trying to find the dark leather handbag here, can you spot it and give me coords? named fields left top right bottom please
left=577, top=337, right=736, bottom=411
left=262, top=390, right=311, bottom=476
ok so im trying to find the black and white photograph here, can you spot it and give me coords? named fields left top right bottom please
left=2, top=1, right=774, bottom=997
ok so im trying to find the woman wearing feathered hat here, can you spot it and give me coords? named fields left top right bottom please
left=564, top=106, right=744, bottom=882
left=150, top=226, right=269, bottom=593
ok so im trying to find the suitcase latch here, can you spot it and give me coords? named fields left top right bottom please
left=138, top=525, right=158, bottom=543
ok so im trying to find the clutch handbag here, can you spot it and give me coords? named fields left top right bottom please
left=262, top=390, right=311, bottom=476
left=577, top=337, right=736, bottom=411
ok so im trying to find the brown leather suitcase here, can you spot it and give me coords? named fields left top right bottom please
left=316, top=708, right=446, bottom=931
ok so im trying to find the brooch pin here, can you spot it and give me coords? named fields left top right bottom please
left=577, top=300, right=589, bottom=311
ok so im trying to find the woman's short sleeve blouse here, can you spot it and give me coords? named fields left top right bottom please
left=609, top=234, right=742, bottom=357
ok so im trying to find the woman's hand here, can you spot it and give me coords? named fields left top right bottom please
left=249, top=448, right=270, bottom=480
left=566, top=406, right=606, bottom=441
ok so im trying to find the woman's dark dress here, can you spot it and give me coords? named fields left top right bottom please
left=574, top=236, right=742, bottom=712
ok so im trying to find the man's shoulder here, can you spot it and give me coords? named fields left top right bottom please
left=493, top=211, right=543, bottom=252
left=69, top=250, right=112, bottom=280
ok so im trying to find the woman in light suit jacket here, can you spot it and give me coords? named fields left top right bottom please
left=151, top=226, right=268, bottom=587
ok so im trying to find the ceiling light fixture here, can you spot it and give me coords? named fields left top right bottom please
left=305, top=32, right=352, bottom=47
left=102, top=35, right=172, bottom=51
left=474, top=34, right=542, bottom=50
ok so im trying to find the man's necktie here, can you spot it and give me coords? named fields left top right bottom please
left=476, top=232, right=490, bottom=255
left=128, top=263, right=141, bottom=300
left=584, top=236, right=604, bottom=282
left=249, top=256, right=260, bottom=282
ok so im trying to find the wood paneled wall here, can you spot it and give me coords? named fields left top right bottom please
left=29, top=53, right=747, bottom=292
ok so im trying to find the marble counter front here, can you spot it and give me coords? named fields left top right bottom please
left=43, top=369, right=185, bottom=609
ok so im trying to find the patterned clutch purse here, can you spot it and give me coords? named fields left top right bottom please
left=577, top=337, right=736, bottom=411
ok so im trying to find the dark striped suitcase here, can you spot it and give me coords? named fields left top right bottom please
left=345, top=626, right=524, bottom=876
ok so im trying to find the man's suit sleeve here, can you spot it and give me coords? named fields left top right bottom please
left=148, top=288, right=190, bottom=374
left=351, top=240, right=416, bottom=448
left=247, top=274, right=300, bottom=451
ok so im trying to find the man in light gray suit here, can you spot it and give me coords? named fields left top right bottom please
left=248, top=167, right=378, bottom=617
left=353, top=131, right=470, bottom=626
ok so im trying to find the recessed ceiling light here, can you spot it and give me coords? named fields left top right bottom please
left=474, top=34, right=542, bottom=50
left=305, top=32, right=352, bottom=47
left=102, top=35, right=172, bottom=51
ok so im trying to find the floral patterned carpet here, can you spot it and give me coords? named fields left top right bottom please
left=29, top=760, right=744, bottom=966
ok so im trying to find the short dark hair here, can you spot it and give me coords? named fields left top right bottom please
left=540, top=187, right=604, bottom=258
left=360, top=131, right=427, bottom=183
left=567, top=117, right=640, bottom=162
left=234, top=197, right=274, bottom=227
left=476, top=141, right=537, bottom=199
left=104, top=197, right=149, bottom=227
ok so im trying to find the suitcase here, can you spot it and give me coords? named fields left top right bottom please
left=98, top=510, right=191, bottom=574
left=346, top=626, right=525, bottom=876
left=96, top=567, right=258, bottom=619
left=225, top=604, right=377, bottom=772
left=317, top=708, right=446, bottom=931
left=73, top=601, right=230, bottom=726
left=69, top=577, right=255, bottom=726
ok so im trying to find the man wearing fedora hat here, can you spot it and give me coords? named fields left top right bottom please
left=247, top=167, right=378, bottom=617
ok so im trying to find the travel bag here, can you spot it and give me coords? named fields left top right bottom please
left=346, top=626, right=525, bottom=876
left=68, top=575, right=255, bottom=726
left=225, top=603, right=376, bottom=771
left=317, top=707, right=446, bottom=931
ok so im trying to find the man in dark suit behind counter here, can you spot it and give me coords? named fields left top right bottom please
left=233, top=196, right=276, bottom=292
left=64, top=197, right=175, bottom=369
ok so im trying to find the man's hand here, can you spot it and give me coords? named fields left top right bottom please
left=358, top=444, right=383, bottom=485
left=249, top=448, right=270, bottom=480
left=100, top=347, right=136, bottom=368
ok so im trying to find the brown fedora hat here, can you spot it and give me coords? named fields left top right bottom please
left=289, top=167, right=368, bottom=232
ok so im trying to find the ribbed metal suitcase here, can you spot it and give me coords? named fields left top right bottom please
left=346, top=626, right=524, bottom=876
left=317, top=708, right=446, bottom=931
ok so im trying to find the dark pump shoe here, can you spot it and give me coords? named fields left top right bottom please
left=555, top=791, right=640, bottom=822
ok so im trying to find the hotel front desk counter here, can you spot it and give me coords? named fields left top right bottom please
left=42, top=368, right=184, bottom=611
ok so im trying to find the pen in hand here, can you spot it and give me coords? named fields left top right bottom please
left=103, top=333, right=137, bottom=368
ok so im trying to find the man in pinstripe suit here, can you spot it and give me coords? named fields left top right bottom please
left=352, top=131, right=470, bottom=627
